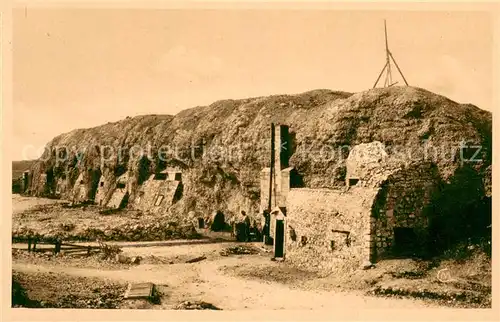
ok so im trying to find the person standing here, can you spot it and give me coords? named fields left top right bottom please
left=262, top=210, right=271, bottom=244
left=229, top=213, right=237, bottom=238
left=241, top=211, right=250, bottom=242
left=252, top=220, right=261, bottom=242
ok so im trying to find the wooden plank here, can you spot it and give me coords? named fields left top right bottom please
left=185, top=256, right=206, bottom=263
left=60, top=247, right=84, bottom=251
left=61, top=243, right=98, bottom=248
left=61, top=249, right=94, bottom=253
left=124, top=283, right=154, bottom=299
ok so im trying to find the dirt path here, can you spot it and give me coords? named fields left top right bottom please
left=12, top=245, right=437, bottom=310
left=10, top=195, right=438, bottom=309
left=11, top=196, right=490, bottom=310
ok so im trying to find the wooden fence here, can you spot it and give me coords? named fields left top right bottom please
left=25, top=237, right=100, bottom=255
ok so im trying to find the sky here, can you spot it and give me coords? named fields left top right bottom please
left=12, top=8, right=494, bottom=160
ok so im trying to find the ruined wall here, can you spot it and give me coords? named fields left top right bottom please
left=55, top=175, right=70, bottom=197
left=371, top=163, right=441, bottom=258
left=260, top=168, right=270, bottom=212
left=39, top=174, right=48, bottom=194
left=285, top=187, right=379, bottom=272
left=134, top=173, right=182, bottom=214
left=24, top=87, right=491, bottom=231
left=260, top=168, right=292, bottom=212
left=71, top=173, right=88, bottom=203
left=94, top=175, right=109, bottom=206
left=68, top=169, right=101, bottom=203
left=345, top=141, right=401, bottom=188
left=107, top=173, right=131, bottom=209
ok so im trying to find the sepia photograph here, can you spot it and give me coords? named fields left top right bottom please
left=6, top=1, right=496, bottom=315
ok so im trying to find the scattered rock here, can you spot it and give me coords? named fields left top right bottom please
left=131, top=256, right=142, bottom=265
left=174, top=300, right=221, bottom=310
left=116, top=254, right=131, bottom=264
left=362, top=261, right=375, bottom=270
left=220, top=245, right=259, bottom=256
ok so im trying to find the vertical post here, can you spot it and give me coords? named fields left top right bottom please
left=28, top=237, right=32, bottom=252
left=384, top=19, right=392, bottom=87
left=54, top=240, right=61, bottom=254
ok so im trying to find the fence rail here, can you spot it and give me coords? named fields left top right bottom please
left=24, top=237, right=100, bottom=255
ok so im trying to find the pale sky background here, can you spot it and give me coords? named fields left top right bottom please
left=13, top=8, right=493, bottom=160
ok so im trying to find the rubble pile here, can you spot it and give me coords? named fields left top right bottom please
left=220, top=245, right=259, bottom=256
left=12, top=203, right=200, bottom=242
left=12, top=271, right=126, bottom=309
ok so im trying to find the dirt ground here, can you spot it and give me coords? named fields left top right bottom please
left=11, top=195, right=491, bottom=310
left=13, top=243, right=439, bottom=310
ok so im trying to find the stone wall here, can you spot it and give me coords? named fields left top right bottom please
left=55, top=177, right=70, bottom=197
left=94, top=175, right=109, bottom=206
left=68, top=170, right=101, bottom=204
left=345, top=141, right=401, bottom=188
left=134, top=174, right=182, bottom=214
left=107, top=173, right=131, bottom=209
left=285, top=187, right=379, bottom=272
left=259, top=168, right=271, bottom=212
left=260, top=167, right=292, bottom=212
left=371, top=163, right=441, bottom=258
left=71, top=172, right=89, bottom=203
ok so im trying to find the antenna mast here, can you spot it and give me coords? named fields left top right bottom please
left=373, top=20, right=409, bottom=88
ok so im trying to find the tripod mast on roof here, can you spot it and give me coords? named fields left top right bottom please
left=373, top=20, right=409, bottom=88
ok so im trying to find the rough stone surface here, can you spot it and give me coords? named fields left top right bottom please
left=370, top=162, right=441, bottom=258
left=107, top=173, right=131, bottom=209
left=23, top=87, right=491, bottom=236
left=345, top=141, right=401, bottom=187
left=134, top=173, right=182, bottom=213
left=285, top=187, right=379, bottom=271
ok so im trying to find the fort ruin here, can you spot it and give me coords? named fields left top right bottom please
left=261, top=124, right=462, bottom=268
left=15, top=86, right=492, bottom=272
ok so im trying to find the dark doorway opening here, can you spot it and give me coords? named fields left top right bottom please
left=89, top=169, right=101, bottom=201
left=274, top=220, right=285, bottom=258
left=154, top=173, right=167, bottom=180
left=211, top=211, right=225, bottom=232
left=348, top=178, right=359, bottom=187
left=119, top=192, right=129, bottom=209
left=45, top=168, right=55, bottom=196
left=22, top=172, right=29, bottom=193
left=198, top=218, right=205, bottom=229
left=393, top=227, right=418, bottom=256
left=138, top=156, right=151, bottom=185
